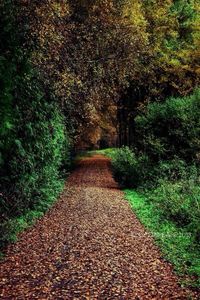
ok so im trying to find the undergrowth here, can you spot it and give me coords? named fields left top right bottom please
left=102, top=89, right=200, bottom=289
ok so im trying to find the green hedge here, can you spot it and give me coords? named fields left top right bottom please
left=135, top=89, right=200, bottom=160
left=0, top=73, right=71, bottom=248
left=0, top=1, right=71, bottom=250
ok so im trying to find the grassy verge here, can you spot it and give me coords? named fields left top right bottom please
left=94, top=148, right=117, bottom=158
left=74, top=148, right=117, bottom=162
left=125, top=189, right=200, bottom=288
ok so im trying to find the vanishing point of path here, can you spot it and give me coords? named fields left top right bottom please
left=0, top=155, right=198, bottom=299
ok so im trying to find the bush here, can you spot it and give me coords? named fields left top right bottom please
left=134, top=89, right=200, bottom=161
left=146, top=173, right=200, bottom=244
left=147, top=158, right=199, bottom=187
left=0, top=74, right=71, bottom=248
left=111, top=145, right=200, bottom=246
left=0, top=2, right=72, bottom=249
left=111, top=146, right=150, bottom=187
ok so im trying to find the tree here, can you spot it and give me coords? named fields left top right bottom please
left=27, top=0, right=148, bottom=147
left=117, top=0, right=200, bottom=146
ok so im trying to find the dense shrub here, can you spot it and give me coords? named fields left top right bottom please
left=0, top=73, right=71, bottom=247
left=111, top=146, right=200, bottom=245
left=111, top=146, right=150, bottom=187
left=134, top=89, right=200, bottom=161
left=1, top=74, right=70, bottom=213
left=0, top=1, right=71, bottom=249
left=112, top=145, right=200, bottom=286
left=146, top=158, right=199, bottom=187
left=147, top=175, right=200, bottom=244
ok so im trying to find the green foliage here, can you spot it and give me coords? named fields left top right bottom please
left=118, top=0, right=200, bottom=149
left=111, top=145, right=200, bottom=246
left=0, top=69, right=71, bottom=217
left=125, top=190, right=200, bottom=287
left=0, top=1, right=19, bottom=171
left=111, top=147, right=150, bottom=187
left=112, top=147, right=138, bottom=187
left=170, top=0, right=198, bottom=44
left=0, top=1, right=71, bottom=249
left=148, top=175, right=200, bottom=243
left=110, top=89, right=200, bottom=286
left=135, top=89, right=200, bottom=160
left=144, top=158, right=199, bottom=189
left=94, top=148, right=118, bottom=158
left=0, top=209, right=45, bottom=247
left=0, top=72, right=71, bottom=247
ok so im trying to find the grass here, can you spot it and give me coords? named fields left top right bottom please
left=94, top=148, right=117, bottom=158
left=125, top=189, right=200, bottom=288
left=74, top=148, right=117, bottom=162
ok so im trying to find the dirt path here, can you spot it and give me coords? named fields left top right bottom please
left=0, top=155, right=197, bottom=299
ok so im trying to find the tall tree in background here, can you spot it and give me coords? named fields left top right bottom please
left=1, top=0, right=199, bottom=150
left=27, top=0, right=148, bottom=148
left=117, top=0, right=200, bottom=146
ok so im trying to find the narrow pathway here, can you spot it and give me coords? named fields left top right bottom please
left=0, top=155, right=197, bottom=299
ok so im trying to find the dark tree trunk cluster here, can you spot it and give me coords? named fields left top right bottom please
left=117, top=88, right=141, bottom=147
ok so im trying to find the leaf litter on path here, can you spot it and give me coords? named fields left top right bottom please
left=0, top=155, right=199, bottom=299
